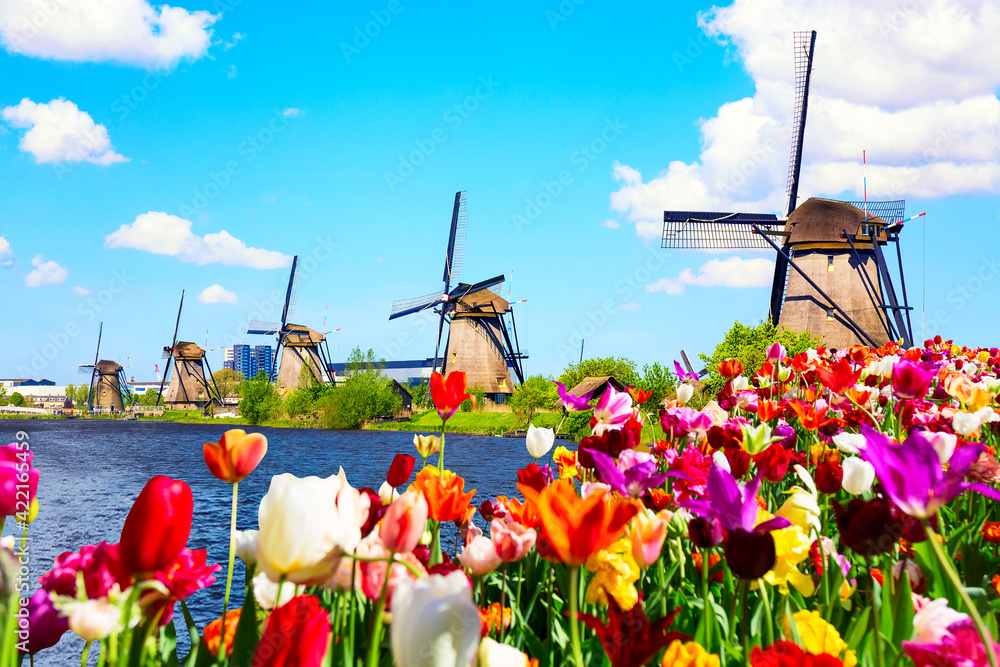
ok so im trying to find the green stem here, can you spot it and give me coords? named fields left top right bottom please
left=429, top=520, right=442, bottom=567
left=741, top=581, right=750, bottom=667
left=438, top=423, right=446, bottom=472
left=499, top=562, right=507, bottom=643
left=81, top=641, right=92, bottom=667
left=219, top=480, right=239, bottom=655
left=701, top=548, right=712, bottom=650
left=365, top=551, right=394, bottom=667
left=515, top=561, right=523, bottom=634
left=273, top=575, right=286, bottom=609
left=867, top=557, right=886, bottom=667
left=547, top=564, right=554, bottom=667
left=568, top=566, right=584, bottom=667
left=759, top=579, right=774, bottom=648
left=657, top=556, right=667, bottom=618
left=922, top=520, right=998, bottom=667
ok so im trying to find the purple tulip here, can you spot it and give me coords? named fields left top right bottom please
left=659, top=407, right=712, bottom=441
left=890, top=358, right=937, bottom=400
left=554, top=381, right=594, bottom=412
left=593, top=383, right=633, bottom=427
left=861, top=423, right=1000, bottom=519
left=682, top=465, right=790, bottom=534
left=673, top=360, right=700, bottom=383
left=588, top=448, right=669, bottom=498
left=20, top=589, right=68, bottom=655
left=766, top=343, right=786, bottom=364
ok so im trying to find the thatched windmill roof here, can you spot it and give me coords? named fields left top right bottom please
left=282, top=323, right=325, bottom=345
left=173, top=342, right=205, bottom=359
left=95, top=359, right=122, bottom=372
left=785, top=198, right=889, bottom=245
left=567, top=376, right=625, bottom=401
left=456, top=287, right=509, bottom=313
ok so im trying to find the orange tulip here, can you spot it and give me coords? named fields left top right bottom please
left=410, top=467, right=476, bottom=522
left=757, top=400, right=783, bottom=422
left=717, top=358, right=744, bottom=380
left=519, top=479, right=638, bottom=566
left=204, top=608, right=241, bottom=657
left=203, top=429, right=268, bottom=483
left=628, top=509, right=669, bottom=568
left=505, top=496, right=542, bottom=529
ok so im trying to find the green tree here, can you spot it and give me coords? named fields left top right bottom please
left=212, top=368, right=245, bottom=398
left=137, top=390, right=162, bottom=406
left=238, top=372, right=281, bottom=425
left=408, top=379, right=429, bottom=408
left=9, top=392, right=24, bottom=407
left=0, top=387, right=8, bottom=406
left=638, top=362, right=676, bottom=408
left=320, top=348, right=401, bottom=429
left=558, top=356, right=639, bottom=392
left=699, top=320, right=821, bottom=397
left=507, top=375, right=558, bottom=425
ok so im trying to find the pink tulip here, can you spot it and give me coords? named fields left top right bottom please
left=458, top=535, right=502, bottom=577
left=628, top=510, right=669, bottom=568
left=490, top=519, right=536, bottom=562
left=890, top=358, right=937, bottom=400
left=380, top=491, right=428, bottom=554
left=593, top=383, right=633, bottom=428
left=0, top=443, right=39, bottom=518
left=359, top=536, right=425, bottom=606
left=766, top=343, right=786, bottom=363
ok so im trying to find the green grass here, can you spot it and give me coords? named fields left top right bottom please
left=367, top=409, right=565, bottom=436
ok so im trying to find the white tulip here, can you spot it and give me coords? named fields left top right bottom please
left=877, top=355, right=899, bottom=377
left=832, top=432, right=866, bottom=455
left=379, top=480, right=397, bottom=505
left=252, top=570, right=303, bottom=610
left=731, top=376, right=749, bottom=392
left=922, top=431, right=957, bottom=465
left=234, top=530, right=258, bottom=565
left=256, top=472, right=370, bottom=585
left=841, top=457, right=876, bottom=495
left=912, top=598, right=968, bottom=643
left=953, top=411, right=981, bottom=437
left=975, top=406, right=999, bottom=425
left=525, top=424, right=555, bottom=459
left=712, top=450, right=731, bottom=473
left=477, top=638, right=529, bottom=667
left=69, top=599, right=120, bottom=642
left=391, top=571, right=481, bottom=667
left=676, top=384, right=694, bottom=405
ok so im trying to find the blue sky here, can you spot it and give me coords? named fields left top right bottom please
left=1, top=0, right=998, bottom=383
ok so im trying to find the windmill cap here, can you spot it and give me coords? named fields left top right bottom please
left=283, top=323, right=325, bottom=344
left=785, top=197, right=888, bottom=244
left=172, top=341, right=206, bottom=358
left=95, top=359, right=123, bottom=371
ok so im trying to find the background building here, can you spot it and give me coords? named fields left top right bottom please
left=252, top=345, right=274, bottom=380
left=222, top=345, right=273, bottom=380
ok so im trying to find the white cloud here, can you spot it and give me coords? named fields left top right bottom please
left=0, top=236, right=11, bottom=265
left=104, top=211, right=292, bottom=269
left=226, top=64, right=237, bottom=79
left=197, top=284, right=237, bottom=304
left=2, top=98, right=128, bottom=165
left=600, top=218, right=620, bottom=229
left=282, top=108, right=303, bottom=117
left=25, top=254, right=67, bottom=287
left=72, top=285, right=91, bottom=296
left=612, top=0, right=1000, bottom=239
left=646, top=256, right=774, bottom=295
left=618, top=301, right=641, bottom=310
left=0, top=0, right=218, bottom=68
left=221, top=32, right=244, bottom=51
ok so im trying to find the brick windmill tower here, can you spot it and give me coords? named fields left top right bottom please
left=248, top=256, right=335, bottom=391
left=389, top=191, right=526, bottom=403
left=156, top=291, right=223, bottom=410
left=78, top=322, right=132, bottom=412
left=660, top=31, right=916, bottom=350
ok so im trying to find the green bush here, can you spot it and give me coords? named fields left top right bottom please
left=698, top=320, right=821, bottom=397
left=508, top=375, right=558, bottom=425
left=558, top=356, right=639, bottom=390
left=320, top=348, right=401, bottom=429
left=9, top=392, right=24, bottom=408
left=238, top=372, right=281, bottom=425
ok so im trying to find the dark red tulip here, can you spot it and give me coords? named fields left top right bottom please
left=832, top=498, right=901, bottom=557
left=119, top=476, right=193, bottom=574
left=724, top=447, right=752, bottom=480
left=688, top=516, right=723, bottom=549
left=358, top=488, right=386, bottom=538
left=578, top=428, right=637, bottom=469
left=386, top=453, right=415, bottom=488
left=516, top=462, right=551, bottom=494
left=725, top=529, right=776, bottom=580
left=814, top=461, right=843, bottom=495
left=251, top=595, right=330, bottom=667
left=753, top=444, right=793, bottom=483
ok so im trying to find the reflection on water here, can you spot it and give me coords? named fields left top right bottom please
left=2, top=419, right=529, bottom=665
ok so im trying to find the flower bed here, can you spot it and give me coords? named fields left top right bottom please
left=5, top=337, right=1000, bottom=666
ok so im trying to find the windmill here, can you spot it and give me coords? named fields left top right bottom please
left=78, top=322, right=132, bottom=412
left=247, top=256, right=335, bottom=390
left=389, top=191, right=526, bottom=401
left=158, top=290, right=223, bottom=409
left=660, top=31, right=915, bottom=350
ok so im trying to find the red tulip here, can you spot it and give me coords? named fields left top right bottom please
left=119, top=476, right=193, bottom=575
left=753, top=444, right=793, bottom=483
left=251, top=595, right=330, bottom=667
left=386, top=453, right=415, bottom=488
left=203, top=429, right=268, bottom=483
left=814, top=461, right=843, bottom=494
left=718, top=358, right=744, bottom=380
left=430, top=371, right=474, bottom=421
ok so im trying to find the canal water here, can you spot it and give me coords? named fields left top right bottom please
left=2, top=419, right=531, bottom=665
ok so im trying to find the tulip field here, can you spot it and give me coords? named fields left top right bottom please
left=5, top=337, right=1000, bottom=666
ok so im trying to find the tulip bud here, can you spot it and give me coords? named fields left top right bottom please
left=69, top=599, right=120, bottom=642
left=776, top=365, right=793, bottom=383
left=688, top=516, right=723, bottom=549
left=525, top=424, right=556, bottom=460
left=234, top=530, right=258, bottom=565
left=731, top=376, right=749, bottom=392
left=629, top=510, right=668, bottom=568
left=381, top=491, right=428, bottom=554
left=478, top=637, right=529, bottom=667
left=386, top=453, right=415, bottom=488
left=490, top=519, right=536, bottom=562
left=413, top=434, right=441, bottom=460
left=676, top=383, right=694, bottom=405
left=203, top=430, right=268, bottom=483
left=378, top=481, right=396, bottom=505
left=841, top=457, right=876, bottom=495
left=119, top=475, right=193, bottom=574
left=766, top=343, right=786, bottom=363
left=457, top=535, right=501, bottom=577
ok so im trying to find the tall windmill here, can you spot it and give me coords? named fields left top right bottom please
left=78, top=322, right=132, bottom=412
left=661, top=31, right=914, bottom=350
left=248, top=256, right=335, bottom=390
left=158, top=291, right=222, bottom=409
left=389, top=191, right=526, bottom=400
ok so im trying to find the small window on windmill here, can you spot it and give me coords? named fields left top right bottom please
left=827, top=256, right=834, bottom=272
left=497, top=377, right=506, bottom=389
left=451, top=353, right=457, bottom=364
left=826, top=309, right=835, bottom=321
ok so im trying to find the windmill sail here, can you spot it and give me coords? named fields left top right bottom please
left=443, top=190, right=468, bottom=290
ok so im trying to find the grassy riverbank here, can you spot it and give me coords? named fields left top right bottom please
left=366, top=409, right=565, bottom=436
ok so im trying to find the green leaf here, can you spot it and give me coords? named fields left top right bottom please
left=890, top=567, right=914, bottom=647
left=844, top=606, right=871, bottom=651
left=229, top=588, right=261, bottom=667
left=159, top=621, right=179, bottom=667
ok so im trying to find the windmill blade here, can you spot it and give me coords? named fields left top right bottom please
left=845, top=199, right=906, bottom=224
left=785, top=30, right=817, bottom=216
left=280, top=256, right=300, bottom=328
left=87, top=322, right=102, bottom=412
left=389, top=291, right=444, bottom=320
left=442, top=190, right=468, bottom=292
left=451, top=274, right=505, bottom=301
left=661, top=212, right=784, bottom=249
left=92, top=322, right=103, bottom=367
left=248, top=320, right=282, bottom=335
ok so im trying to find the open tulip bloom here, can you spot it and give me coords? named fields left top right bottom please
left=18, top=339, right=1000, bottom=667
